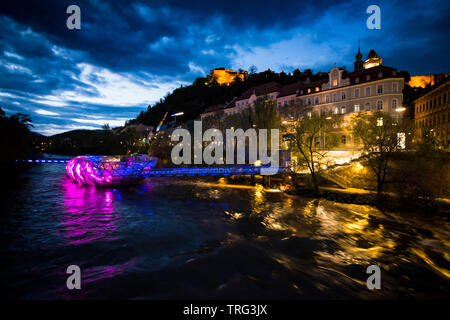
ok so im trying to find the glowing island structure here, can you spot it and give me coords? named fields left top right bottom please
left=66, top=155, right=158, bottom=186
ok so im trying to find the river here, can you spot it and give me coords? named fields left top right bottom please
left=1, top=156, right=449, bottom=299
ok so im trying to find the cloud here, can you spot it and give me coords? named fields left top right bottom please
left=0, top=0, right=448, bottom=136
left=35, top=109, right=59, bottom=116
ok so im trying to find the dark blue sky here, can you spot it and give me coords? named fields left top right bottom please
left=1, top=0, right=449, bottom=135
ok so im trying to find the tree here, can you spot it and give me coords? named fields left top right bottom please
left=0, top=107, right=36, bottom=161
left=287, top=112, right=340, bottom=195
left=352, top=111, right=409, bottom=198
left=252, top=95, right=281, bottom=132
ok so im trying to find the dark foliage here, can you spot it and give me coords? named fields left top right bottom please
left=129, top=69, right=328, bottom=128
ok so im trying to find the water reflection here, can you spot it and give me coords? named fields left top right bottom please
left=60, top=177, right=121, bottom=245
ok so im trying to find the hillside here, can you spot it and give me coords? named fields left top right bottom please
left=129, top=68, right=329, bottom=127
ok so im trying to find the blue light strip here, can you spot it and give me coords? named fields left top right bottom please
left=143, top=165, right=281, bottom=177
left=19, top=159, right=70, bottom=163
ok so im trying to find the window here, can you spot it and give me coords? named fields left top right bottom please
left=341, top=106, right=346, bottom=114
left=326, top=95, right=330, bottom=103
left=307, top=111, right=312, bottom=118
left=333, top=93, right=338, bottom=102
left=397, top=133, right=406, bottom=149
left=277, top=102, right=281, bottom=107
left=355, top=88, right=360, bottom=98
left=341, top=91, right=346, bottom=100
left=341, top=135, right=346, bottom=145
left=377, top=118, right=383, bottom=126
left=366, top=87, right=371, bottom=97
left=315, top=97, right=319, bottom=105
left=355, top=77, right=359, bottom=83
left=392, top=99, right=397, bottom=109
left=377, top=100, right=383, bottom=110
left=307, top=88, right=311, bottom=93
left=354, top=104, right=360, bottom=112
left=333, top=79, right=338, bottom=86
left=307, top=98, right=311, bottom=105
left=392, top=82, right=398, bottom=93
left=378, top=72, right=383, bottom=78
left=334, top=107, right=339, bottom=114
left=366, top=75, right=371, bottom=81
left=365, top=102, right=371, bottom=110
left=377, top=84, right=383, bottom=94
left=315, top=87, right=320, bottom=92
left=284, top=100, right=287, bottom=106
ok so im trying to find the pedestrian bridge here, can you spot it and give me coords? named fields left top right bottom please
left=19, top=155, right=284, bottom=186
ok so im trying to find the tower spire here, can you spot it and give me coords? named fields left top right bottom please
left=354, top=41, right=363, bottom=71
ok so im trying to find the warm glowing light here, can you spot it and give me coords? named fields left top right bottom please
left=254, top=160, right=262, bottom=166
left=354, top=162, right=364, bottom=172
left=395, top=107, right=406, bottom=112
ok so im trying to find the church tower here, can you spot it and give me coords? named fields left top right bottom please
left=354, top=44, right=363, bottom=72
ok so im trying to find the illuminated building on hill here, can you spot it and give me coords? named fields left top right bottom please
left=207, top=68, right=247, bottom=85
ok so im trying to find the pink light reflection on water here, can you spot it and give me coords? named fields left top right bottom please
left=59, top=177, right=120, bottom=245
left=82, top=258, right=137, bottom=285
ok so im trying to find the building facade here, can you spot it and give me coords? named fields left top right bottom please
left=414, top=76, right=450, bottom=146
left=199, top=48, right=406, bottom=164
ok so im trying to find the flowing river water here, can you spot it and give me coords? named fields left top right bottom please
left=1, top=156, right=449, bottom=299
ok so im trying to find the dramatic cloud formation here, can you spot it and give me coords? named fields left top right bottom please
left=0, top=0, right=449, bottom=135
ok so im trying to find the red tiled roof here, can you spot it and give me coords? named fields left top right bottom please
left=236, top=81, right=281, bottom=100
left=277, top=80, right=303, bottom=98
left=345, top=65, right=401, bottom=85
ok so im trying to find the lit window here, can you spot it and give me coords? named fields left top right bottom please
left=334, top=107, right=339, bottom=114
left=355, top=88, right=360, bottom=98
left=354, top=104, right=360, bottom=112
left=307, top=111, right=312, bottom=118
left=377, top=118, right=383, bottom=126
left=397, top=132, right=406, bottom=149
left=315, top=87, right=320, bottom=92
left=341, top=135, right=346, bottom=144
left=333, top=79, right=338, bottom=86
left=307, top=88, right=311, bottom=93
left=341, top=106, right=346, bottom=114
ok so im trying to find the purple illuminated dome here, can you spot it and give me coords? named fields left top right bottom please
left=66, top=155, right=158, bottom=186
